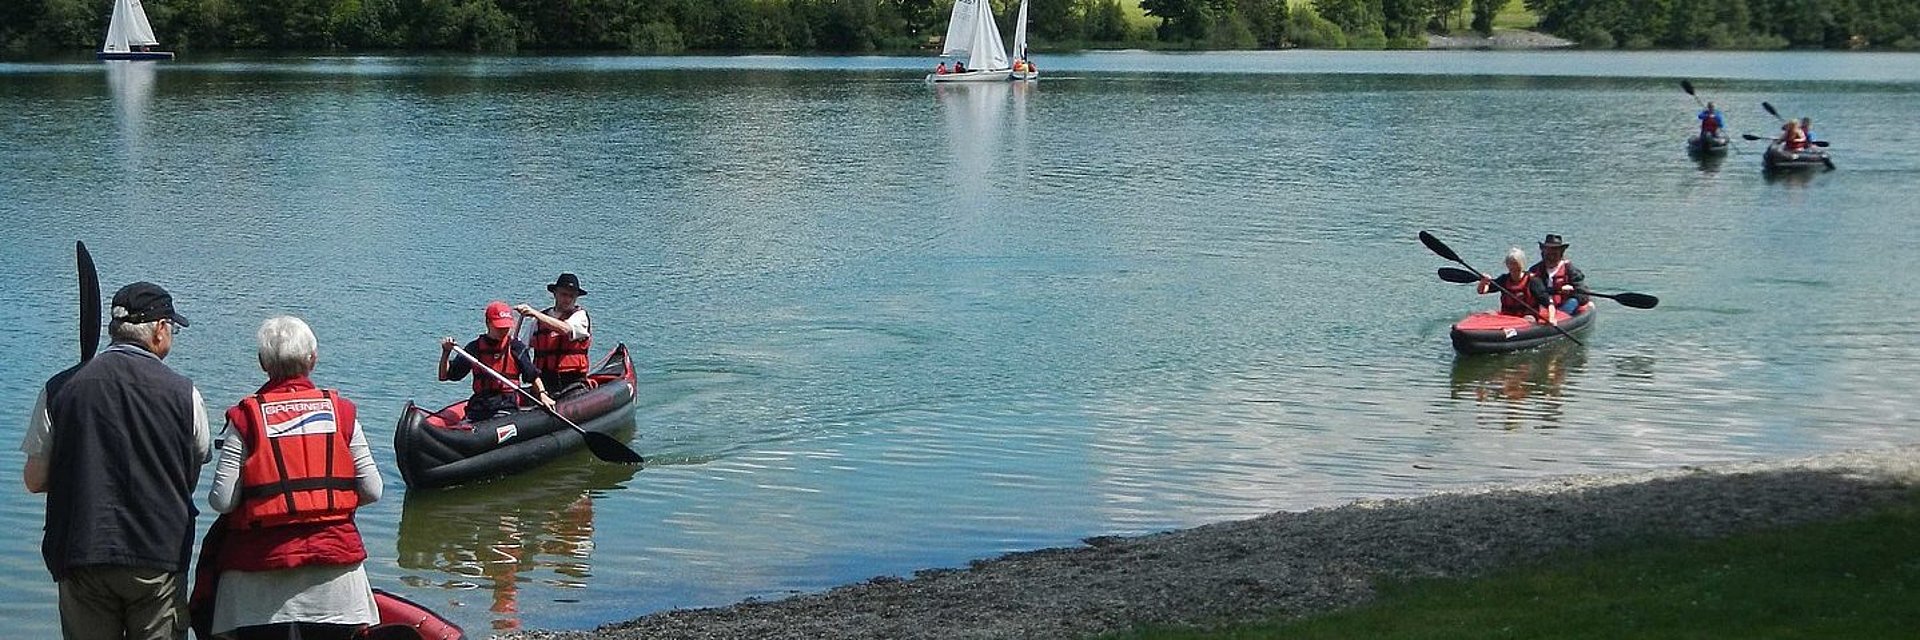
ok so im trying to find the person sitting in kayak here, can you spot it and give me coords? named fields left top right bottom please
left=1529, top=234, right=1587, bottom=319
left=516, top=272, right=592, bottom=398
left=1799, top=116, right=1815, bottom=143
left=1697, top=103, right=1723, bottom=137
left=439, top=300, right=553, bottom=421
left=1479, top=247, right=1551, bottom=320
left=1780, top=120, right=1809, bottom=151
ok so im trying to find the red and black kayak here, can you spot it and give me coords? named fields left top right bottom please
left=1450, top=306, right=1596, bottom=354
left=395, top=344, right=638, bottom=489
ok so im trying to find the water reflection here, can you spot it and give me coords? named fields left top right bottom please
left=1692, top=153, right=1727, bottom=174
left=104, top=60, right=156, bottom=145
left=1448, top=343, right=1588, bottom=428
left=396, top=452, right=641, bottom=632
left=935, top=81, right=1010, bottom=183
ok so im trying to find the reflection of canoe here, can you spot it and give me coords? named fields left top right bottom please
left=395, top=344, right=637, bottom=489
left=1449, top=339, right=1586, bottom=398
left=1763, top=142, right=1830, bottom=172
left=1686, top=132, right=1729, bottom=156
left=1449, top=306, right=1595, bottom=354
left=396, top=458, right=638, bottom=566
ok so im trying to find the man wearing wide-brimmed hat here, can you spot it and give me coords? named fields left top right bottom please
left=516, top=272, right=593, bottom=396
left=1529, top=234, right=1588, bottom=318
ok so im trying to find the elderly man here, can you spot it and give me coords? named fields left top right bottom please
left=23, top=282, right=210, bottom=640
left=203, top=316, right=381, bottom=640
left=515, top=272, right=593, bottom=396
left=1529, top=234, right=1589, bottom=318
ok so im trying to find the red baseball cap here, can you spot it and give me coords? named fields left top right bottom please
left=484, top=300, right=514, bottom=329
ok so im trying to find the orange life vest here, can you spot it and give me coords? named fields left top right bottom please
left=1499, top=272, right=1538, bottom=316
left=1540, top=262, right=1572, bottom=307
left=225, top=388, right=359, bottom=530
left=470, top=335, right=523, bottom=396
left=530, top=306, right=591, bottom=375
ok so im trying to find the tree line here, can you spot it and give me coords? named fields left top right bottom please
left=2, top=0, right=1914, bottom=54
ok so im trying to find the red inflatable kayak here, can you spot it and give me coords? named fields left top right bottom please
left=1449, top=306, right=1595, bottom=354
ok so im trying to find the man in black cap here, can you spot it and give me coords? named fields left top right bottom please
left=23, top=282, right=211, bottom=640
left=515, top=273, right=593, bottom=397
left=1529, top=234, right=1588, bottom=319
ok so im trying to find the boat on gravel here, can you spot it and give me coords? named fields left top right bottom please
left=395, top=344, right=637, bottom=489
left=1449, top=306, right=1596, bottom=354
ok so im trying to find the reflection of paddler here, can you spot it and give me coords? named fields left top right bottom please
left=1449, top=342, right=1585, bottom=406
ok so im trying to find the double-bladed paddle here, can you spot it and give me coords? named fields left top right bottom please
left=449, top=344, right=644, bottom=465
left=1437, top=267, right=1658, bottom=309
left=1760, top=102, right=1835, bottom=169
left=1680, top=80, right=1704, bottom=107
left=1741, top=133, right=1829, bottom=147
left=1420, top=230, right=1584, bottom=346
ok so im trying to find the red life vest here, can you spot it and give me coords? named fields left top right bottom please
left=1499, top=272, right=1538, bottom=316
left=530, top=306, right=591, bottom=375
left=224, top=388, right=359, bottom=530
left=1541, top=261, right=1573, bottom=307
left=470, top=335, right=522, bottom=396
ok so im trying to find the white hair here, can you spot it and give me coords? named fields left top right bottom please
left=1505, top=247, right=1527, bottom=266
left=257, top=316, right=318, bottom=379
left=109, top=319, right=161, bottom=345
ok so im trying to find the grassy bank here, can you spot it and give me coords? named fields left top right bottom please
left=1110, top=491, right=1920, bottom=639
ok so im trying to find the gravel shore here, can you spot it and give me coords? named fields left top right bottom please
left=1427, top=29, right=1574, bottom=50
left=509, top=445, right=1919, bottom=640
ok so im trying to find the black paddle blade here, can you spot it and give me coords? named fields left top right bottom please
left=1812, top=140, right=1831, bottom=147
left=1680, top=80, right=1695, bottom=96
left=1610, top=292, right=1659, bottom=309
left=77, top=241, right=100, bottom=363
left=1418, top=230, right=1463, bottom=263
left=582, top=431, right=645, bottom=464
left=1742, top=133, right=1764, bottom=141
left=1437, top=267, right=1479, bottom=284
left=1762, top=101, right=1781, bottom=120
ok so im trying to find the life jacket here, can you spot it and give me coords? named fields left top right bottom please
left=1498, top=272, right=1538, bottom=317
left=1699, top=112, right=1720, bottom=134
left=531, top=306, right=592, bottom=375
left=470, top=335, right=522, bottom=397
left=1539, top=261, right=1573, bottom=307
left=224, top=388, right=359, bottom=530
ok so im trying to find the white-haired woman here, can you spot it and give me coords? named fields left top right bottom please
left=205, top=316, right=381, bottom=640
left=1478, top=247, right=1551, bottom=320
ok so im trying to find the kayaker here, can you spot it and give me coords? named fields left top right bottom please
left=24, top=282, right=210, bottom=640
left=1529, top=234, right=1587, bottom=318
left=1799, top=116, right=1815, bottom=143
left=204, top=315, right=381, bottom=639
left=1478, top=248, right=1550, bottom=320
left=516, top=272, right=592, bottom=397
left=935, top=62, right=948, bottom=74
left=439, top=301, right=553, bottom=421
left=1780, top=120, right=1809, bottom=151
left=1697, top=102, right=1723, bottom=137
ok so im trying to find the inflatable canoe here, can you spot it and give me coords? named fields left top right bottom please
left=395, top=344, right=638, bottom=489
left=1449, top=306, right=1596, bottom=354
left=1763, top=142, right=1831, bottom=172
left=1687, top=132, right=1730, bottom=156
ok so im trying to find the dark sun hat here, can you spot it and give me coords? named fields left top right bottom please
left=110, top=282, right=190, bottom=327
left=546, top=272, right=587, bottom=296
left=1538, top=234, right=1570, bottom=250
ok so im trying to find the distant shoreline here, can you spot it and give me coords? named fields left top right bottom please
left=1425, top=29, right=1574, bottom=50
left=506, top=445, right=1919, bottom=640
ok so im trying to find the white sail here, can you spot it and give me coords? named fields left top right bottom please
left=940, top=0, right=1008, bottom=72
left=1012, top=0, right=1029, bottom=62
left=102, top=0, right=161, bottom=53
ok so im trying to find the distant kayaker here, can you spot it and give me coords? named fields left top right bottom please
left=1697, top=102, right=1723, bottom=136
left=1529, top=235, right=1588, bottom=319
left=936, top=62, right=948, bottom=74
left=1479, top=248, right=1550, bottom=320
left=204, top=315, right=381, bottom=639
left=516, top=273, right=593, bottom=397
left=439, top=301, right=552, bottom=421
left=1799, top=116, right=1815, bottom=143
left=24, top=282, right=210, bottom=640
left=1780, top=120, right=1809, bottom=151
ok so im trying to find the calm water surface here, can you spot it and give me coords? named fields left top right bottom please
left=3, top=51, right=1919, bottom=635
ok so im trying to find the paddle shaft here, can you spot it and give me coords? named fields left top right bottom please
left=1437, top=267, right=1658, bottom=309
left=1420, top=231, right=1584, bottom=346
left=448, top=343, right=645, bottom=464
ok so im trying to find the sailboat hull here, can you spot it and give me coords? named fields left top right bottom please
left=1011, top=71, right=1039, bottom=81
left=928, top=70, right=1012, bottom=83
left=98, top=51, right=174, bottom=61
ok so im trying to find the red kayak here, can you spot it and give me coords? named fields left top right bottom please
left=1449, top=305, right=1595, bottom=354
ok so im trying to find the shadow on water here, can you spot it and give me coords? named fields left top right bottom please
left=1448, top=342, right=1588, bottom=428
left=395, top=436, right=642, bottom=633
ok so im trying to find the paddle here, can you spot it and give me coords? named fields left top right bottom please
left=1741, top=134, right=1828, bottom=146
left=448, top=343, right=643, bottom=465
left=1680, top=80, right=1703, bottom=106
left=1437, top=267, right=1659, bottom=309
left=1419, top=230, right=1583, bottom=346
left=1760, top=102, right=1833, bottom=168
left=77, top=241, right=100, bottom=362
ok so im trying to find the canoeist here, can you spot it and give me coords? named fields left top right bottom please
left=516, top=272, right=592, bottom=397
left=935, top=62, right=948, bottom=74
left=1479, top=248, right=1550, bottom=319
left=1780, top=120, right=1809, bottom=151
left=1529, top=234, right=1588, bottom=318
left=1697, top=102, right=1723, bottom=136
left=1799, top=116, right=1815, bottom=143
left=25, top=282, right=209, bottom=640
left=439, top=301, right=551, bottom=421
left=205, top=315, right=381, bottom=639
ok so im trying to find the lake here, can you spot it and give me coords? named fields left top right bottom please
left=3, top=50, right=1919, bottom=635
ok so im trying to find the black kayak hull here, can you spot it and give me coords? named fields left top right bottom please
left=1687, top=133, right=1730, bottom=156
left=1450, top=307, right=1597, bottom=354
left=395, top=344, right=638, bottom=489
left=1762, top=143, right=1831, bottom=172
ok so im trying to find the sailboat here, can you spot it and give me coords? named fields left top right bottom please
left=927, top=0, right=1010, bottom=83
left=97, top=0, right=173, bottom=61
left=1010, top=0, right=1038, bottom=81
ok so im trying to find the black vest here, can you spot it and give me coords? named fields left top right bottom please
left=43, top=344, right=201, bottom=580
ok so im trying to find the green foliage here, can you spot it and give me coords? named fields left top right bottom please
left=1524, top=0, right=1920, bottom=50
left=1282, top=8, right=1347, bottom=47
left=1470, top=0, right=1499, bottom=34
left=1082, top=0, right=1133, bottom=42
